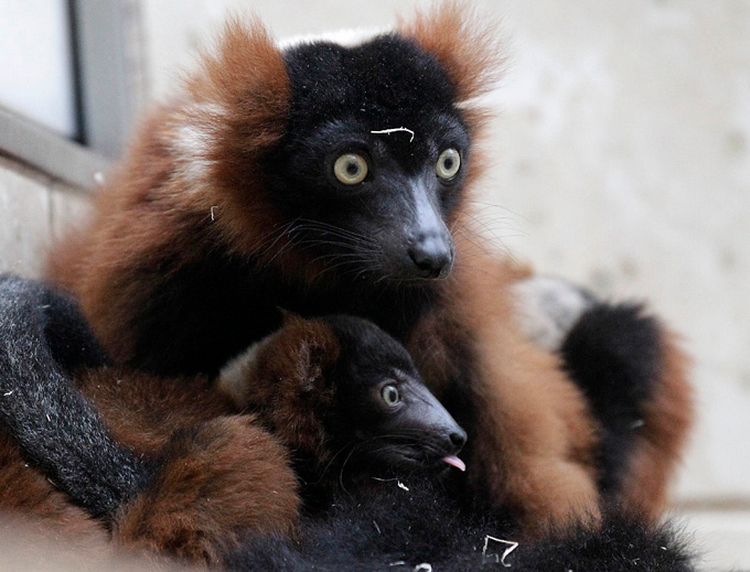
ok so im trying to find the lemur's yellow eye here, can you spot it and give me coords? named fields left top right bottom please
left=334, top=154, right=368, bottom=185
left=436, top=148, right=461, bottom=180
left=380, top=384, right=401, bottom=407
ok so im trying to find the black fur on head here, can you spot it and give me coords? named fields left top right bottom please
left=263, top=34, right=471, bottom=283
left=321, top=315, right=467, bottom=475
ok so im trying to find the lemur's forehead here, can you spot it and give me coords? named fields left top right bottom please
left=280, top=31, right=458, bottom=132
left=323, top=316, right=416, bottom=379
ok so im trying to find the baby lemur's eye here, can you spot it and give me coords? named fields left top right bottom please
left=333, top=153, right=368, bottom=185
left=380, top=384, right=401, bottom=407
left=436, top=148, right=461, bottom=180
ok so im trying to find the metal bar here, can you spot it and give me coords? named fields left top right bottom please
left=0, top=105, right=108, bottom=190
left=73, top=0, right=141, bottom=159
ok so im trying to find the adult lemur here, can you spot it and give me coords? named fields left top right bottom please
left=42, top=3, right=691, bottom=532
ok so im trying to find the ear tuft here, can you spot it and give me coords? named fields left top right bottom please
left=189, top=18, right=285, bottom=99
left=399, top=1, right=508, bottom=103
left=292, top=322, right=341, bottom=393
left=186, top=16, right=290, bottom=150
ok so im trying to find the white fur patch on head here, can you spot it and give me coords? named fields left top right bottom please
left=511, top=276, right=596, bottom=352
left=217, top=334, right=273, bottom=407
left=278, top=26, right=389, bottom=51
left=171, top=103, right=226, bottom=187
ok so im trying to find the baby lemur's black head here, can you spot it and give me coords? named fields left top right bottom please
left=322, top=315, right=467, bottom=474
left=221, top=314, right=466, bottom=486
left=263, top=34, right=471, bottom=283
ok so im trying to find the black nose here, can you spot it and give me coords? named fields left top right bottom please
left=449, top=429, right=467, bottom=451
left=408, top=238, right=453, bottom=279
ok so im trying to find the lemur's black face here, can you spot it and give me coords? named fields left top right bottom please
left=325, top=316, right=467, bottom=473
left=265, top=35, right=470, bottom=282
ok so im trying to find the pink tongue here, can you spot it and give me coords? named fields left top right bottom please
left=442, top=455, right=466, bottom=472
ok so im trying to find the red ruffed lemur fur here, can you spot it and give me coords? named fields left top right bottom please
left=86, top=380, right=299, bottom=565
left=47, top=3, right=693, bottom=533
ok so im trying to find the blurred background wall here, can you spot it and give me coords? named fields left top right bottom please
left=1, top=1, right=748, bottom=567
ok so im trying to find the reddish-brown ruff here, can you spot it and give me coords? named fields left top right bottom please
left=405, top=246, right=601, bottom=534
left=227, top=316, right=342, bottom=470
left=47, top=3, right=693, bottom=534
left=48, top=18, right=294, bottom=366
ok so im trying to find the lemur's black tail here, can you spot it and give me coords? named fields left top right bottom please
left=560, top=301, right=663, bottom=497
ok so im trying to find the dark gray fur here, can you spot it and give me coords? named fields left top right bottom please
left=0, top=274, right=152, bottom=520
